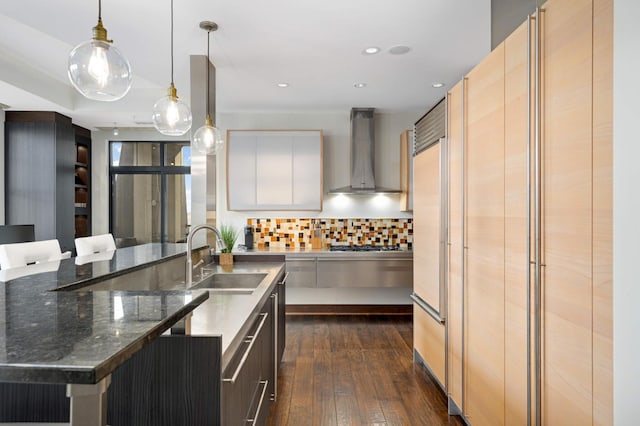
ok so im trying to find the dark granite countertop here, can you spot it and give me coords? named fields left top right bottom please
left=0, top=243, right=196, bottom=290
left=0, top=243, right=210, bottom=385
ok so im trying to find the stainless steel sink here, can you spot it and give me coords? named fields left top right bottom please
left=189, top=272, right=267, bottom=292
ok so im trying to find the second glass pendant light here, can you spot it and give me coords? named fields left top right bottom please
left=152, top=0, right=192, bottom=136
left=192, top=21, right=223, bottom=154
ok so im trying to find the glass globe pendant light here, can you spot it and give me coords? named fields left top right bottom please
left=152, top=0, right=192, bottom=136
left=68, top=0, right=133, bottom=101
left=192, top=21, right=223, bottom=154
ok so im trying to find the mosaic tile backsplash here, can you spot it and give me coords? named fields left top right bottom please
left=246, top=218, right=413, bottom=249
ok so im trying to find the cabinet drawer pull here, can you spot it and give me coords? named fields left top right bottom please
left=279, top=272, right=289, bottom=285
left=272, top=291, right=279, bottom=401
left=223, top=313, right=268, bottom=384
left=246, top=380, right=269, bottom=424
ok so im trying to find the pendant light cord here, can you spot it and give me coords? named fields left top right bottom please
left=98, top=0, right=102, bottom=20
left=205, top=29, right=210, bottom=118
left=170, top=0, right=174, bottom=85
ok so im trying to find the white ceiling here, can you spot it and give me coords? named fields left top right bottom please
left=0, top=0, right=490, bottom=130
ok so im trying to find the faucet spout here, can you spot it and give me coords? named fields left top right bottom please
left=185, top=224, right=227, bottom=286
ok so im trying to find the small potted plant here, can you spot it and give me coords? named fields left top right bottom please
left=219, top=223, right=239, bottom=265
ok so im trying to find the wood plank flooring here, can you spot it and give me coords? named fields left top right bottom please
left=267, top=315, right=465, bottom=426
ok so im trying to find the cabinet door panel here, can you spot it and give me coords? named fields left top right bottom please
left=465, top=43, right=505, bottom=426
left=413, top=144, right=441, bottom=311
left=256, top=134, right=293, bottom=206
left=447, top=81, right=463, bottom=410
left=541, top=0, right=594, bottom=423
left=227, top=133, right=257, bottom=210
left=504, top=20, right=530, bottom=426
left=414, top=304, right=445, bottom=386
left=292, top=133, right=322, bottom=208
left=400, top=130, right=413, bottom=212
left=592, top=0, right=613, bottom=423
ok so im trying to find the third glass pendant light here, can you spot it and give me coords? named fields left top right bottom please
left=152, top=0, right=192, bottom=136
left=192, top=21, right=223, bottom=154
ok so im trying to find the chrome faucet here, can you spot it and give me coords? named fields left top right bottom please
left=185, top=224, right=227, bottom=286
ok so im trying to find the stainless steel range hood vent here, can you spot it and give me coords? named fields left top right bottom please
left=329, top=108, right=401, bottom=195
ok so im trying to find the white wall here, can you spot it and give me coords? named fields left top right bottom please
left=613, top=0, right=640, bottom=422
left=215, top=111, right=418, bottom=234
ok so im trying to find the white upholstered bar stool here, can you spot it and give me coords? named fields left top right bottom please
left=0, top=239, right=72, bottom=270
left=74, top=233, right=116, bottom=256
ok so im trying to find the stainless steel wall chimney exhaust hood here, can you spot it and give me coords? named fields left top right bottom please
left=329, top=108, right=401, bottom=195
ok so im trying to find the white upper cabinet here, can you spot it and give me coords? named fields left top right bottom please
left=227, top=130, right=323, bottom=211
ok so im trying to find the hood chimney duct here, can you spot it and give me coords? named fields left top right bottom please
left=329, top=107, right=401, bottom=194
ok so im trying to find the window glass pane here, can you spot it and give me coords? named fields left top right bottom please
left=112, top=142, right=161, bottom=166
left=111, top=142, right=122, bottom=166
left=110, top=141, right=191, bottom=245
left=165, top=174, right=190, bottom=243
left=112, top=174, right=161, bottom=244
left=165, top=143, right=191, bottom=166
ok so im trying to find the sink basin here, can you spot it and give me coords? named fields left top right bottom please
left=189, top=272, right=267, bottom=292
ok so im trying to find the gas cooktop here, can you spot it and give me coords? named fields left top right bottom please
left=329, top=244, right=400, bottom=252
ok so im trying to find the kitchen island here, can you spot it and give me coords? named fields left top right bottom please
left=0, top=243, right=286, bottom=425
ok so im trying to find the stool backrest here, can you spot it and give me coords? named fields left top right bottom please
left=0, top=239, right=70, bottom=270
left=75, top=234, right=117, bottom=256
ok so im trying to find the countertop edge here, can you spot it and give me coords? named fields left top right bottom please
left=0, top=291, right=210, bottom=385
left=54, top=244, right=210, bottom=291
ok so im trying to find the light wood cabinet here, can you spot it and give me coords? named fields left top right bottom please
left=465, top=43, right=506, bottom=426
left=400, top=130, right=413, bottom=211
left=446, top=81, right=463, bottom=412
left=429, top=0, right=613, bottom=425
left=503, top=20, right=530, bottom=426
left=592, top=0, right=613, bottom=423
left=413, top=144, right=443, bottom=311
left=540, top=0, right=595, bottom=423
left=226, top=130, right=323, bottom=211
left=414, top=302, right=445, bottom=386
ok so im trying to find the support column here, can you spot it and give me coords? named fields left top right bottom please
left=66, top=375, right=112, bottom=426
left=189, top=55, right=218, bottom=246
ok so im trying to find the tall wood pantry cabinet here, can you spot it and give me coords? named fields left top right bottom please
left=5, top=112, right=92, bottom=252
left=412, top=0, right=612, bottom=424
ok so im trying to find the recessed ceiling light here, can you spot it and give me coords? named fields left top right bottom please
left=277, top=82, right=289, bottom=88
left=432, top=82, right=444, bottom=88
left=362, top=47, right=381, bottom=55
left=389, top=45, right=411, bottom=55
left=354, top=83, right=367, bottom=88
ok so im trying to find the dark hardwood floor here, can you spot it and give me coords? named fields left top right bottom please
left=267, top=315, right=465, bottom=426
